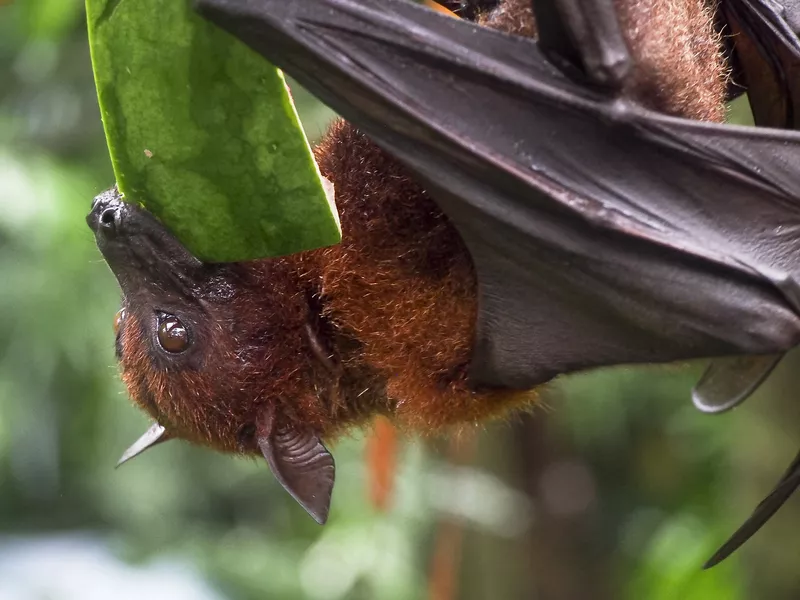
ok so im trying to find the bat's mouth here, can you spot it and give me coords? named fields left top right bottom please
left=87, top=187, right=205, bottom=298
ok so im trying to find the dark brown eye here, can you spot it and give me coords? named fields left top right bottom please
left=157, top=314, right=189, bottom=353
left=113, top=309, right=125, bottom=335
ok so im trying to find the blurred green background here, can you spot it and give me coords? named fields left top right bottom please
left=2, top=1, right=800, bottom=598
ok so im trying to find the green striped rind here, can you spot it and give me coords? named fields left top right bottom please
left=85, top=0, right=340, bottom=262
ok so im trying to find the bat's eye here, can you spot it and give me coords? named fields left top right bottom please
left=113, top=309, right=125, bottom=335
left=157, top=314, right=189, bottom=354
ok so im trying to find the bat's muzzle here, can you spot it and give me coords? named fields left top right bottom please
left=87, top=187, right=205, bottom=298
left=86, top=187, right=170, bottom=247
left=87, top=188, right=132, bottom=240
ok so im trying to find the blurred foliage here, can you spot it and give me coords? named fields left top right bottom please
left=1, top=1, right=800, bottom=599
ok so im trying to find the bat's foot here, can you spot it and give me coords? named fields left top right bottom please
left=692, top=354, right=783, bottom=413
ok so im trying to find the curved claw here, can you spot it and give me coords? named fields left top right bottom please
left=705, top=448, right=800, bottom=568
left=692, top=354, right=783, bottom=414
left=116, top=423, right=172, bottom=468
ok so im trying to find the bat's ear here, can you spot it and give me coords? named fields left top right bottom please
left=256, top=406, right=335, bottom=525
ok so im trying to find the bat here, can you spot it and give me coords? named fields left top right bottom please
left=192, top=0, right=800, bottom=567
left=86, top=0, right=800, bottom=565
left=195, top=0, right=800, bottom=395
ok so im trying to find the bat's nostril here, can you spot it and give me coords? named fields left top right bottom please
left=100, top=207, right=120, bottom=232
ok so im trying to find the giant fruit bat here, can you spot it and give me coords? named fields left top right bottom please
left=86, top=0, right=800, bottom=566
left=193, top=0, right=800, bottom=567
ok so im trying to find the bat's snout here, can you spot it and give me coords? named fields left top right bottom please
left=86, top=188, right=141, bottom=243
left=87, top=193, right=124, bottom=238
left=87, top=187, right=205, bottom=297
left=87, top=187, right=186, bottom=257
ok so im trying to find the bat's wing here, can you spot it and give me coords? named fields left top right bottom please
left=531, top=0, right=800, bottom=412
left=690, top=0, right=800, bottom=409
left=194, top=0, right=800, bottom=391
left=533, top=0, right=797, bottom=413
left=689, top=0, right=800, bottom=411
left=721, top=0, right=800, bottom=128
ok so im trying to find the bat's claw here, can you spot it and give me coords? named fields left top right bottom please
left=692, top=354, right=783, bottom=414
left=116, top=423, right=172, bottom=468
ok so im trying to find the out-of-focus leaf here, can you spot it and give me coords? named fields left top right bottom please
left=21, top=0, right=84, bottom=40
left=626, top=513, right=744, bottom=600
left=85, top=0, right=340, bottom=262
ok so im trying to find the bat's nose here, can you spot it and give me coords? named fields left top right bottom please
left=98, top=205, right=122, bottom=235
left=87, top=189, right=124, bottom=235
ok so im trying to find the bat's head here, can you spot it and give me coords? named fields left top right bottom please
left=87, top=187, right=341, bottom=523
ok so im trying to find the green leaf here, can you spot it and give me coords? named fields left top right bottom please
left=85, top=0, right=341, bottom=262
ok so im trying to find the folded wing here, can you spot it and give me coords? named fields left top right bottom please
left=196, top=0, right=800, bottom=390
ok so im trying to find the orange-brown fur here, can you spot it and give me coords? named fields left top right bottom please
left=118, top=0, right=728, bottom=452
left=120, top=260, right=346, bottom=452
left=303, top=0, right=728, bottom=433
left=617, top=0, right=727, bottom=120
left=479, top=0, right=727, bottom=121
left=304, top=121, right=528, bottom=433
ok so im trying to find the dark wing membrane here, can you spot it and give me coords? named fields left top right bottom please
left=196, top=0, right=800, bottom=390
left=696, top=0, right=800, bottom=410
left=721, top=0, right=800, bottom=128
